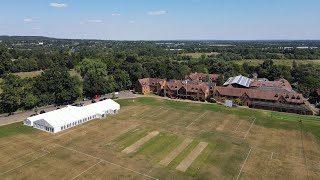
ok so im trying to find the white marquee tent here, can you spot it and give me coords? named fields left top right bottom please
left=24, top=99, right=120, bottom=133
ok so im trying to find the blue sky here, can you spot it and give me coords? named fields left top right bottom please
left=0, top=0, right=319, bottom=40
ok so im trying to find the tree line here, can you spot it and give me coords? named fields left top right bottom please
left=1, top=40, right=320, bottom=114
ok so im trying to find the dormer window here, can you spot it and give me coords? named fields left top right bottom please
left=297, top=96, right=300, bottom=100
left=274, top=94, right=278, bottom=98
left=285, top=95, right=289, bottom=99
left=292, top=96, right=295, bottom=99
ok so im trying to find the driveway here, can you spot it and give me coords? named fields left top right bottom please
left=0, top=91, right=137, bottom=126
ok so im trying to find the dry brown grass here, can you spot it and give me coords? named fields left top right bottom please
left=0, top=98, right=319, bottom=179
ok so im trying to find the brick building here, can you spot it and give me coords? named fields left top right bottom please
left=134, top=78, right=164, bottom=94
left=135, top=74, right=312, bottom=115
left=185, top=72, right=220, bottom=82
left=213, top=86, right=312, bottom=115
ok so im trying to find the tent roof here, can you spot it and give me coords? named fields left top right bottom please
left=27, top=99, right=120, bottom=128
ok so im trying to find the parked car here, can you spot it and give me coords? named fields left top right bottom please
left=91, top=99, right=96, bottom=103
left=40, top=110, right=46, bottom=114
left=100, top=98, right=108, bottom=101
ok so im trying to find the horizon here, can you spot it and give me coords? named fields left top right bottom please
left=1, top=0, right=320, bottom=40
left=1, top=35, right=320, bottom=42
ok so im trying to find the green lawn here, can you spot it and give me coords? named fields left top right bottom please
left=12, top=69, right=81, bottom=79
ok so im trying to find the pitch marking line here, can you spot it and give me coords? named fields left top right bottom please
left=0, top=150, right=50, bottom=176
left=71, top=160, right=102, bottom=180
left=252, top=147, right=320, bottom=170
left=54, top=144, right=159, bottom=180
left=186, top=111, right=208, bottom=128
left=132, top=107, right=151, bottom=117
left=234, top=120, right=243, bottom=132
left=243, top=118, right=256, bottom=139
left=0, top=150, right=43, bottom=168
left=235, top=147, right=253, bottom=180
left=140, top=108, right=163, bottom=120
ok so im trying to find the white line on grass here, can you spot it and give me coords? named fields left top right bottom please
left=54, top=144, right=159, bottom=180
left=0, top=143, right=53, bottom=168
left=270, top=152, right=274, bottom=159
left=235, top=147, right=253, bottom=180
left=132, top=107, right=151, bottom=117
left=234, top=120, right=243, bottom=132
left=140, top=108, right=163, bottom=120
left=243, top=118, right=256, bottom=139
left=186, top=111, right=208, bottom=128
left=0, top=150, right=43, bottom=168
left=71, top=160, right=102, bottom=180
left=0, top=151, right=50, bottom=176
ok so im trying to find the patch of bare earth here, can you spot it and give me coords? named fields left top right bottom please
left=159, top=138, right=193, bottom=166
left=122, top=131, right=159, bottom=154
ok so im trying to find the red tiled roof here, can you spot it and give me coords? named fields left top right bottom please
left=215, top=86, right=305, bottom=104
left=250, top=79, right=292, bottom=90
left=185, top=72, right=220, bottom=81
left=166, top=80, right=209, bottom=93
left=138, top=78, right=164, bottom=86
left=166, top=80, right=183, bottom=90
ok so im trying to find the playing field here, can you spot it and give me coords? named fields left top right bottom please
left=0, top=97, right=320, bottom=179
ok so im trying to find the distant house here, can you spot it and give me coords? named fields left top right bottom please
left=223, top=75, right=252, bottom=88
left=185, top=72, right=220, bottom=82
left=134, top=78, right=165, bottom=94
left=164, top=80, right=184, bottom=98
left=213, top=86, right=312, bottom=115
left=177, top=83, right=209, bottom=101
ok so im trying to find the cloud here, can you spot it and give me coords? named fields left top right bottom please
left=80, top=19, right=104, bottom=25
left=147, top=10, right=167, bottom=16
left=49, top=3, right=67, bottom=8
left=87, top=19, right=103, bottom=23
left=24, top=18, right=33, bottom=22
left=129, top=20, right=135, bottom=24
left=32, top=27, right=41, bottom=30
left=112, top=13, right=121, bottom=16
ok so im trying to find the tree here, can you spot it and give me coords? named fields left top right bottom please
left=0, top=74, right=24, bottom=113
left=83, top=73, right=115, bottom=97
left=216, top=75, right=224, bottom=86
left=113, top=70, right=132, bottom=91
left=76, top=58, right=108, bottom=78
left=33, top=67, right=81, bottom=105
